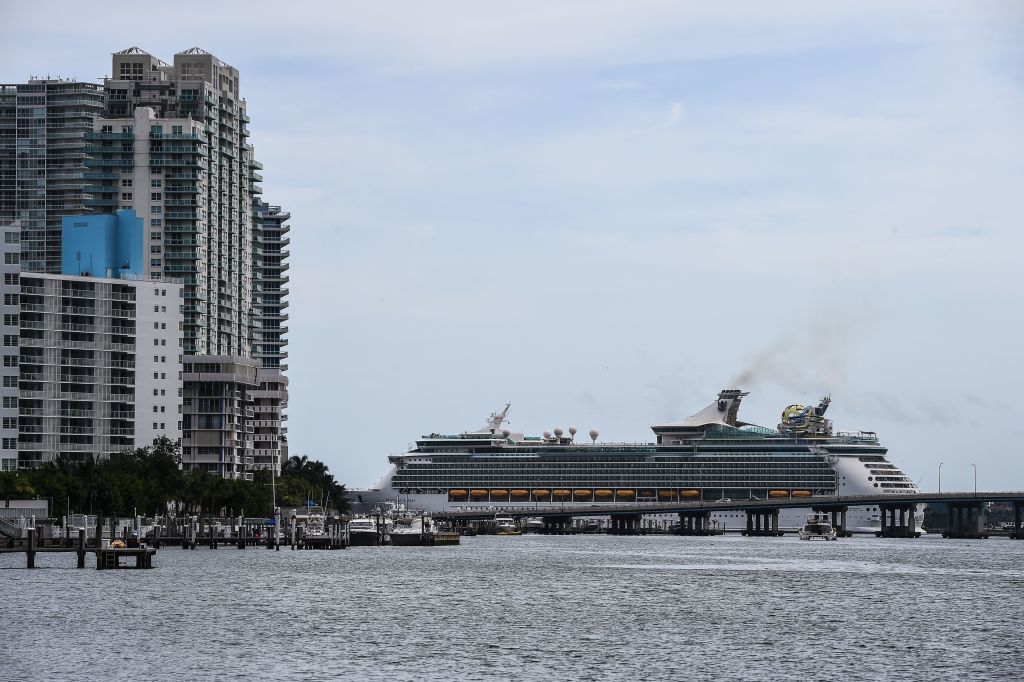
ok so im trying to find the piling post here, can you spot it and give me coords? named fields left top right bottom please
left=26, top=527, right=36, bottom=569
left=77, top=528, right=86, bottom=568
left=95, top=513, right=103, bottom=549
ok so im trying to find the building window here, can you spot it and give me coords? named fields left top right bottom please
left=121, top=178, right=133, bottom=187
left=3, top=253, right=19, bottom=265
left=121, top=192, right=132, bottom=201
left=1, top=438, right=15, bottom=450
left=2, top=397, right=17, bottom=409
left=150, top=206, right=162, bottom=214
left=4, top=273, right=19, bottom=285
left=2, top=417, right=16, bottom=429
left=151, top=193, right=162, bottom=201
left=1, top=376, right=15, bottom=388
left=151, top=220, right=162, bottom=227
left=2, top=335, right=16, bottom=347
left=2, top=355, right=16, bottom=367
left=2, top=295, right=16, bottom=306
left=150, top=259, right=162, bottom=267
left=151, top=179, right=162, bottom=188
left=2, top=314, right=17, bottom=326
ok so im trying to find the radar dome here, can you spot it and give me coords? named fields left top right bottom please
left=589, top=428, right=599, bottom=443
left=501, top=429, right=511, bottom=438
left=569, top=426, right=577, bottom=436
left=554, top=427, right=564, bottom=438
left=543, top=431, right=552, bottom=439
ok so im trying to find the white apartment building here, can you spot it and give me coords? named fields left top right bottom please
left=17, top=272, right=182, bottom=466
left=0, top=224, right=20, bottom=470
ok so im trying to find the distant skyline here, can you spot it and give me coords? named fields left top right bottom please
left=3, top=1, right=1022, bottom=490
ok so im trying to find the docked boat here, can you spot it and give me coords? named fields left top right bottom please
left=495, top=515, right=521, bottom=535
left=347, top=516, right=380, bottom=546
left=390, top=513, right=434, bottom=546
left=350, top=389, right=923, bottom=533
left=798, top=513, right=838, bottom=541
left=523, top=518, right=545, bottom=533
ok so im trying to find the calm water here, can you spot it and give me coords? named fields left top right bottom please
left=2, top=534, right=1022, bottom=681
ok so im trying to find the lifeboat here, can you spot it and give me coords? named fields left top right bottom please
left=792, top=490, right=812, bottom=497
left=448, top=489, right=468, bottom=500
left=491, top=489, right=509, bottom=498
left=510, top=489, right=530, bottom=500
left=681, top=489, right=700, bottom=498
left=617, top=490, right=636, bottom=499
left=470, top=489, right=489, bottom=499
left=573, top=489, right=593, bottom=500
left=595, top=489, right=614, bottom=499
left=658, top=490, right=675, bottom=500
left=639, top=489, right=656, bottom=498
left=533, top=489, right=551, bottom=500
left=768, top=490, right=789, bottom=498
left=553, top=489, right=572, bottom=499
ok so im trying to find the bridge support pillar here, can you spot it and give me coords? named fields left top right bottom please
left=942, top=502, right=988, bottom=539
left=678, top=511, right=715, bottom=536
left=742, top=509, right=782, bottom=537
left=1012, top=502, right=1023, bottom=540
left=878, top=503, right=920, bottom=538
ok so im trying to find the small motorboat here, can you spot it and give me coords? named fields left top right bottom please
left=495, top=515, right=521, bottom=535
left=798, top=513, right=838, bottom=541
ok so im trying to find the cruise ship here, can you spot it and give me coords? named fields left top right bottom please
left=351, top=390, right=922, bottom=532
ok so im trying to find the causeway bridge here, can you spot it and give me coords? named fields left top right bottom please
left=434, top=491, right=1024, bottom=539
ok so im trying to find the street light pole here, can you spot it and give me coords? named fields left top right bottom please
left=938, top=462, right=943, bottom=494
left=971, top=463, right=977, bottom=496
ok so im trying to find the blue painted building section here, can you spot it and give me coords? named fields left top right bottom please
left=61, top=209, right=144, bottom=278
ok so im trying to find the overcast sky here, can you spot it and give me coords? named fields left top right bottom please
left=4, top=1, right=1023, bottom=490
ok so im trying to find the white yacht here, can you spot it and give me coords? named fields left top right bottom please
left=798, top=513, right=838, bottom=541
left=351, top=390, right=924, bottom=533
left=494, top=515, right=520, bottom=535
left=390, top=514, right=434, bottom=546
left=347, top=516, right=379, bottom=546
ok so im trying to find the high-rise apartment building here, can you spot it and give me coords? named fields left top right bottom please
left=0, top=224, right=21, bottom=471
left=17, top=272, right=182, bottom=466
left=250, top=200, right=290, bottom=474
left=86, top=47, right=253, bottom=357
left=0, top=80, right=104, bottom=273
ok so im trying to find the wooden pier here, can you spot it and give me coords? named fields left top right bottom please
left=0, top=528, right=156, bottom=569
